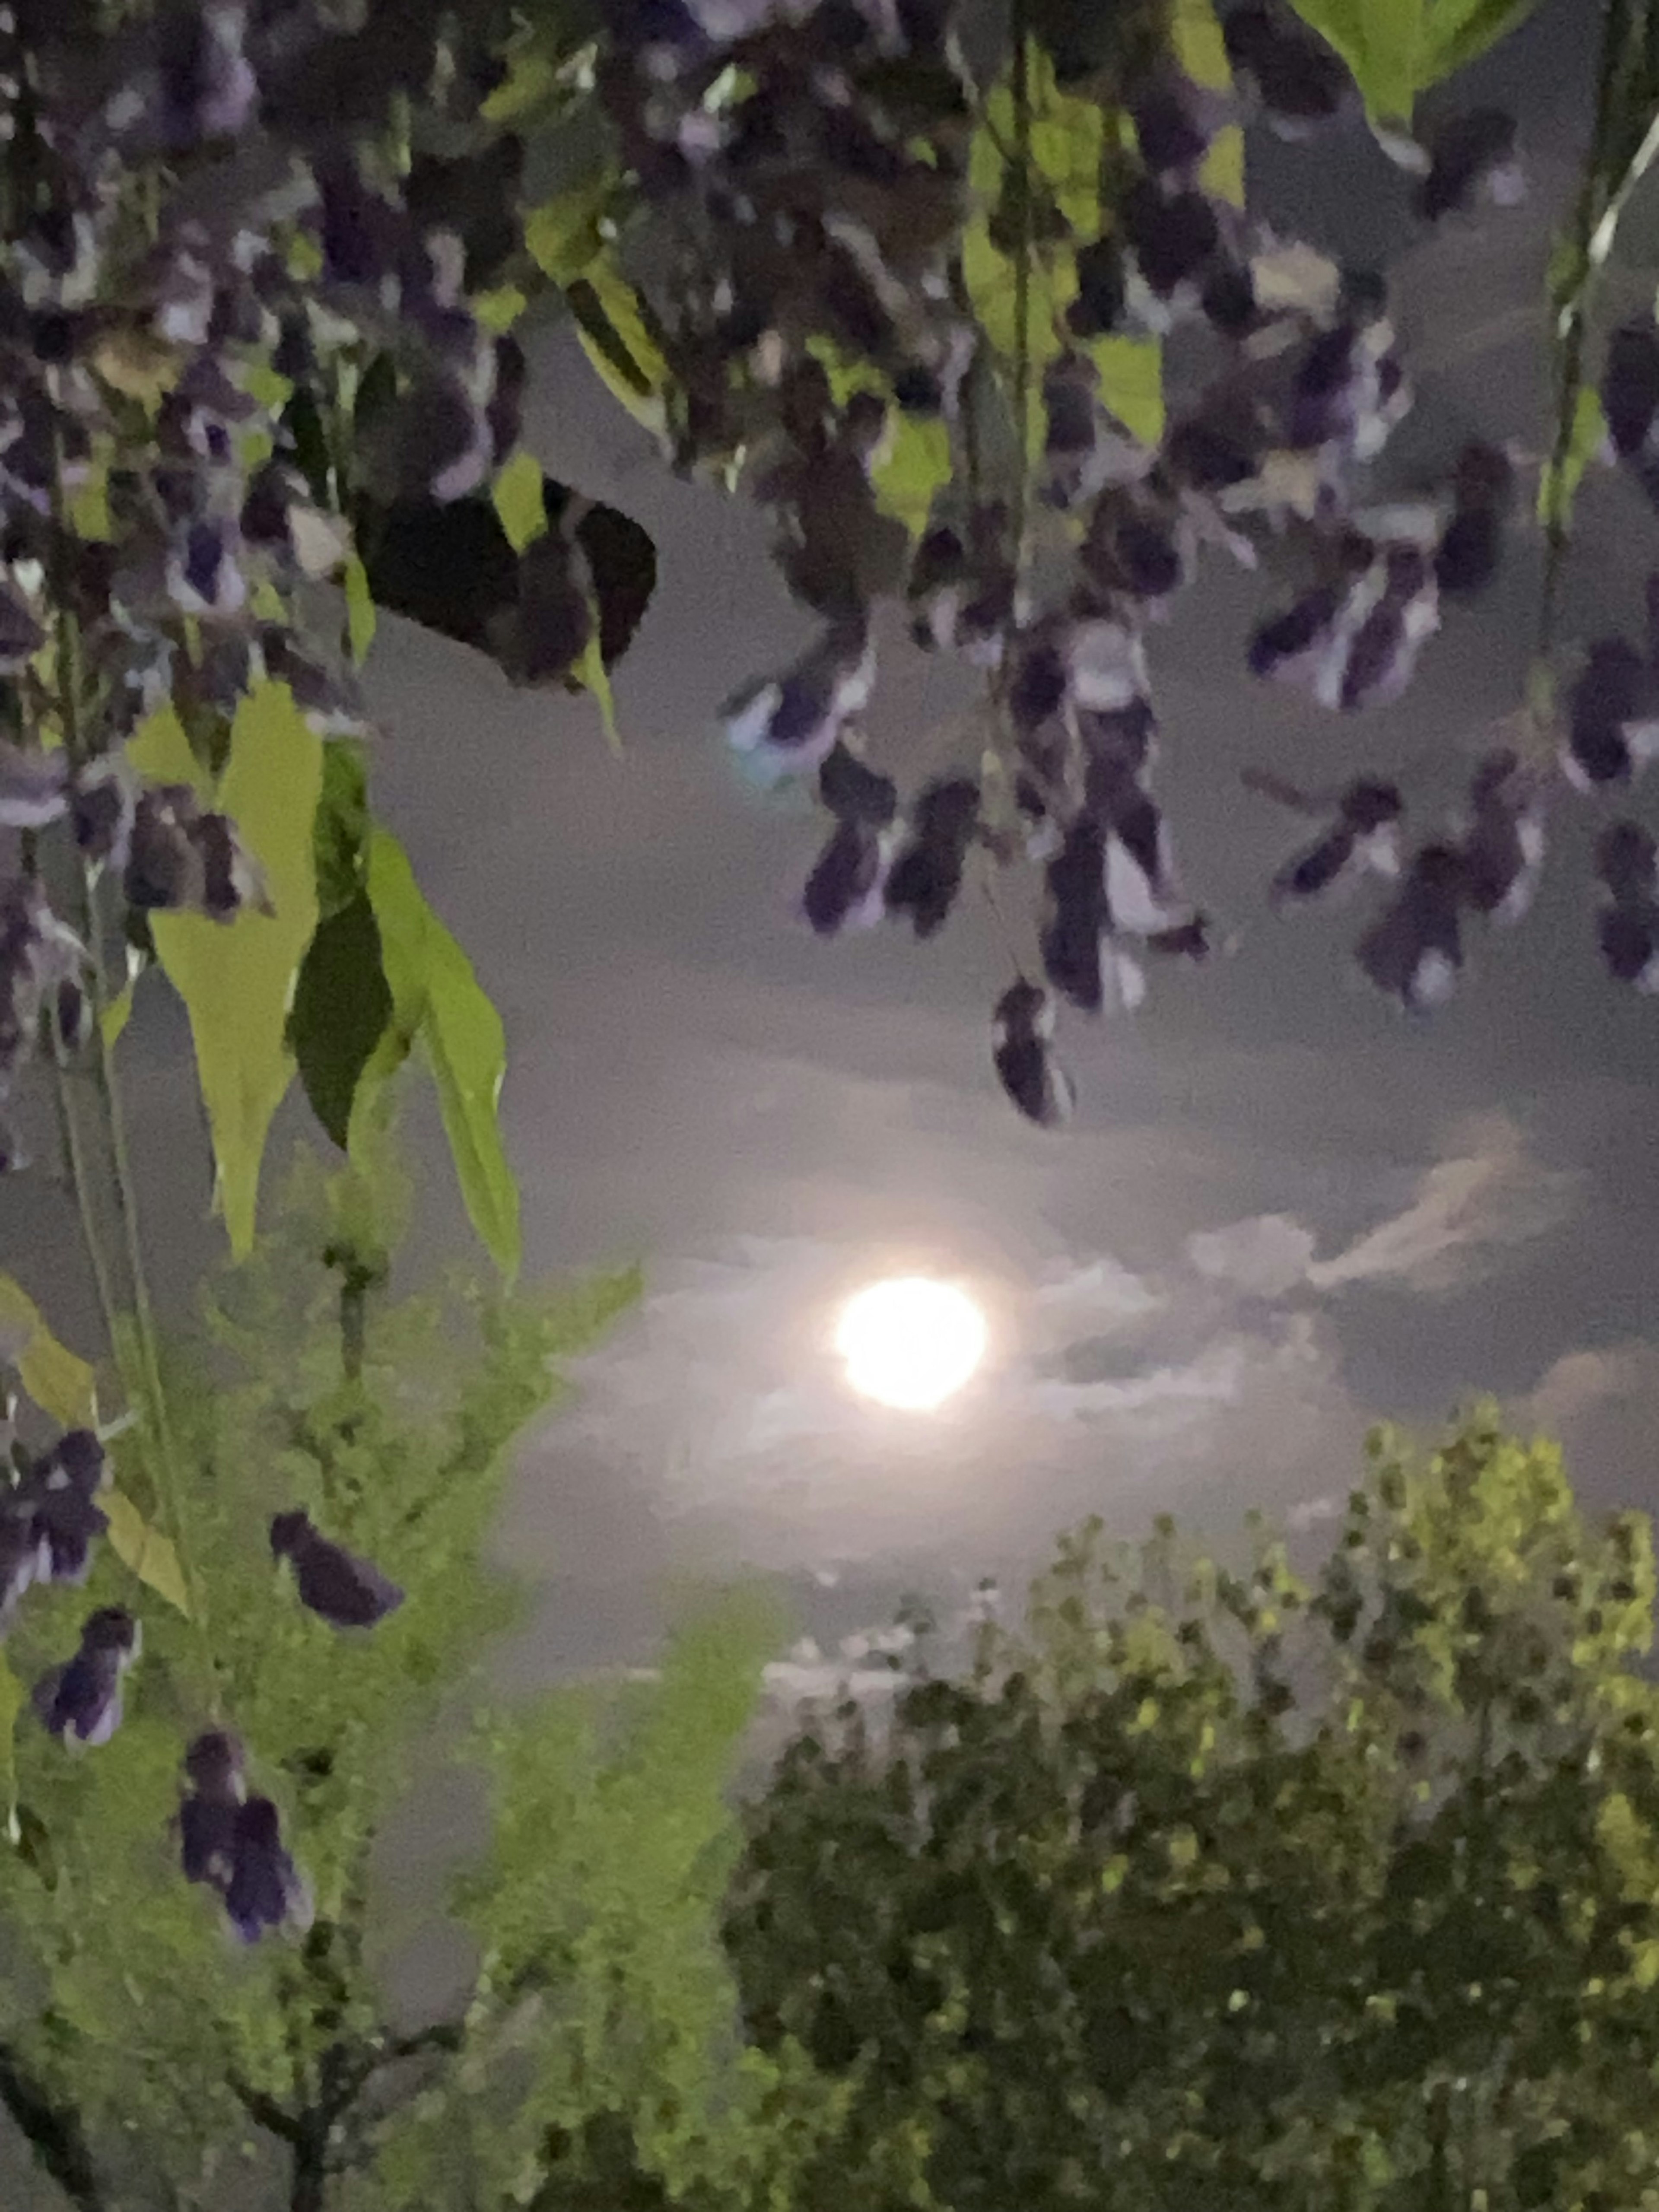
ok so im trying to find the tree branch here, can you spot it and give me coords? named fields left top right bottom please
left=0, top=2041, right=104, bottom=2212
left=227, top=2070, right=303, bottom=2147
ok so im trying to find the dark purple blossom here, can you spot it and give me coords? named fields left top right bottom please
left=723, top=621, right=875, bottom=785
left=1567, top=636, right=1659, bottom=790
left=1595, top=822, right=1659, bottom=990
left=1417, top=109, right=1522, bottom=222
left=270, top=1509, right=404, bottom=1629
left=223, top=1795, right=311, bottom=1942
left=1223, top=2, right=1351, bottom=136
left=1356, top=844, right=1469, bottom=1011
left=1457, top=750, right=1544, bottom=923
left=818, top=742, right=897, bottom=826
left=1434, top=443, right=1513, bottom=598
left=1252, top=773, right=1403, bottom=905
left=992, top=981, right=1073, bottom=1128
left=884, top=775, right=979, bottom=938
left=1041, top=819, right=1109, bottom=1011
left=34, top=1607, right=140, bottom=1750
left=0, top=741, right=67, bottom=828
left=802, top=819, right=890, bottom=935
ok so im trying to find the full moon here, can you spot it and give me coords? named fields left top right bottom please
left=835, top=1277, right=988, bottom=1412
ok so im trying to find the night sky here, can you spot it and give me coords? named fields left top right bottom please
left=2, top=0, right=1654, bottom=1710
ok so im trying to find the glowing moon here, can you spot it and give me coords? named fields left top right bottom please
left=835, top=1277, right=988, bottom=1411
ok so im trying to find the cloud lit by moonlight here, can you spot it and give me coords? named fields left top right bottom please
left=835, top=1277, right=988, bottom=1412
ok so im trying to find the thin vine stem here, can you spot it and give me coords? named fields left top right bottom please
left=49, top=1061, right=123, bottom=1373
left=1538, top=0, right=1644, bottom=665
left=49, top=548, right=218, bottom=1694
left=1008, top=0, right=1033, bottom=572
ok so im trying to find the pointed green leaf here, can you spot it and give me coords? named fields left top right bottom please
left=1422, top=0, right=1539, bottom=82
left=1171, top=0, right=1245, bottom=203
left=1286, top=0, right=1536, bottom=119
left=100, top=969, right=137, bottom=1049
left=344, top=551, right=377, bottom=667
left=0, top=1654, right=21, bottom=1842
left=0, top=1278, right=96, bottom=1427
left=525, top=178, right=611, bottom=285
left=1093, top=335, right=1165, bottom=445
left=566, top=268, right=670, bottom=436
left=127, top=701, right=209, bottom=795
left=573, top=632, right=622, bottom=753
left=102, top=1488, right=192, bottom=1618
left=872, top=415, right=952, bottom=538
left=141, top=683, right=324, bottom=1259
left=494, top=450, right=550, bottom=553
left=482, top=49, right=561, bottom=123
left=289, top=893, right=394, bottom=1150
left=361, top=830, right=521, bottom=1281
left=313, top=739, right=372, bottom=921
left=474, top=284, right=528, bottom=335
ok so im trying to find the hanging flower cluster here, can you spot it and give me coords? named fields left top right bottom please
left=0, top=0, right=540, bottom=1945
left=586, top=0, right=1653, bottom=1125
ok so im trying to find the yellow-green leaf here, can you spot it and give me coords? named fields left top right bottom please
left=69, top=454, right=113, bottom=542
left=1171, top=0, right=1243, bottom=199
left=141, top=683, right=324, bottom=1259
left=475, top=283, right=528, bottom=335
left=568, top=267, right=670, bottom=436
left=1093, top=335, right=1165, bottom=445
left=493, top=449, right=550, bottom=553
left=0, top=1277, right=96, bottom=1427
left=525, top=178, right=611, bottom=286
left=100, top=972, right=136, bottom=1049
left=359, top=830, right=521, bottom=1281
left=344, top=551, right=377, bottom=667
left=573, top=632, right=622, bottom=753
left=127, top=701, right=208, bottom=795
left=0, top=1654, right=21, bottom=1840
left=483, top=48, right=562, bottom=123
left=102, top=1488, right=192, bottom=1618
left=873, top=415, right=952, bottom=538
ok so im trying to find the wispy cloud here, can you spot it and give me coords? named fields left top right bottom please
left=1308, top=1113, right=1576, bottom=1294
left=1185, top=1114, right=1574, bottom=1303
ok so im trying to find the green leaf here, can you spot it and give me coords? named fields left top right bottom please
left=872, top=415, right=952, bottom=538
left=358, top=830, right=521, bottom=1282
left=136, top=683, right=324, bottom=1260
left=525, top=178, right=611, bottom=285
left=572, top=632, right=623, bottom=753
left=494, top=450, right=550, bottom=553
left=289, top=893, right=394, bottom=1150
left=1537, top=388, right=1607, bottom=533
left=483, top=49, right=562, bottom=124
left=474, top=283, right=529, bottom=335
left=566, top=268, right=670, bottom=436
left=0, top=1277, right=96, bottom=1427
left=313, top=739, right=372, bottom=921
left=963, top=45, right=1168, bottom=463
left=1286, top=0, right=1538, bottom=122
left=102, top=1488, right=192, bottom=1618
left=100, top=972, right=137, bottom=1049
left=0, top=1655, right=21, bottom=1843
left=1421, top=0, right=1540, bottom=81
left=1171, top=0, right=1245, bottom=203
left=1094, top=335, right=1165, bottom=445
left=344, top=551, right=377, bottom=668
left=127, top=700, right=208, bottom=795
